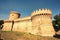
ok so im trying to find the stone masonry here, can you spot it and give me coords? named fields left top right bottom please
left=2, top=8, right=55, bottom=36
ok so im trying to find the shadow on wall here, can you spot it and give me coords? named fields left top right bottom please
left=53, top=25, right=60, bottom=39
left=11, top=20, right=14, bottom=31
left=54, top=34, right=60, bottom=39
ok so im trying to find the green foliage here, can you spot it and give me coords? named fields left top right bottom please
left=0, top=20, right=4, bottom=25
left=0, top=20, right=4, bottom=29
left=53, top=14, right=60, bottom=31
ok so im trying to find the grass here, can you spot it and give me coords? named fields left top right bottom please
left=1, top=31, right=60, bottom=40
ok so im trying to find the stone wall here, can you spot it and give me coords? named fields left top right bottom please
left=2, top=20, right=12, bottom=31
left=31, top=15, right=41, bottom=35
left=2, top=16, right=32, bottom=33
left=39, top=15, right=55, bottom=36
left=13, top=19, right=32, bottom=33
left=31, top=8, right=55, bottom=36
left=2, top=8, right=55, bottom=36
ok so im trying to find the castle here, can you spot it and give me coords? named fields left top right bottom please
left=2, top=8, right=55, bottom=36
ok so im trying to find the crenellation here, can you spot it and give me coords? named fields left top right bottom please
left=31, top=8, right=52, bottom=17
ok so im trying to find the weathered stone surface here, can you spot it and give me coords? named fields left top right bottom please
left=31, top=8, right=55, bottom=36
left=2, top=8, right=55, bottom=36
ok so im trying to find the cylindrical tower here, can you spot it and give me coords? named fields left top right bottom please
left=31, top=8, right=55, bottom=36
left=9, top=11, right=20, bottom=20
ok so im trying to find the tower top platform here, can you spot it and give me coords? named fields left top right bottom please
left=31, top=8, right=52, bottom=16
left=10, top=11, right=20, bottom=15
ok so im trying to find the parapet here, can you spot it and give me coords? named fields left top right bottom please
left=14, top=16, right=31, bottom=22
left=4, top=20, right=12, bottom=23
left=31, top=8, right=52, bottom=16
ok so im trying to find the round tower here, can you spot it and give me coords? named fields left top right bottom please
left=9, top=11, right=20, bottom=20
left=31, top=8, right=55, bottom=36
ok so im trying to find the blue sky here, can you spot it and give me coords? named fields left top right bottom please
left=0, top=0, right=60, bottom=20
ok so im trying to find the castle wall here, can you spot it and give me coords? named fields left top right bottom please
left=2, top=16, right=32, bottom=33
left=12, top=21, right=19, bottom=31
left=2, top=20, right=12, bottom=31
left=13, top=17, right=32, bottom=33
left=40, top=15, right=55, bottom=36
left=2, top=8, right=55, bottom=36
left=31, top=15, right=41, bottom=35
left=31, top=8, right=55, bottom=36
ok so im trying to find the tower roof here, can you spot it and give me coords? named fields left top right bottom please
left=10, top=11, right=20, bottom=15
left=31, top=8, right=52, bottom=16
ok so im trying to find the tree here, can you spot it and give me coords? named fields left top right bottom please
left=53, top=14, right=60, bottom=32
left=0, top=20, right=4, bottom=40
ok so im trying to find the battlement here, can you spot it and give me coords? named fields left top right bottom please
left=31, top=8, right=52, bottom=16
